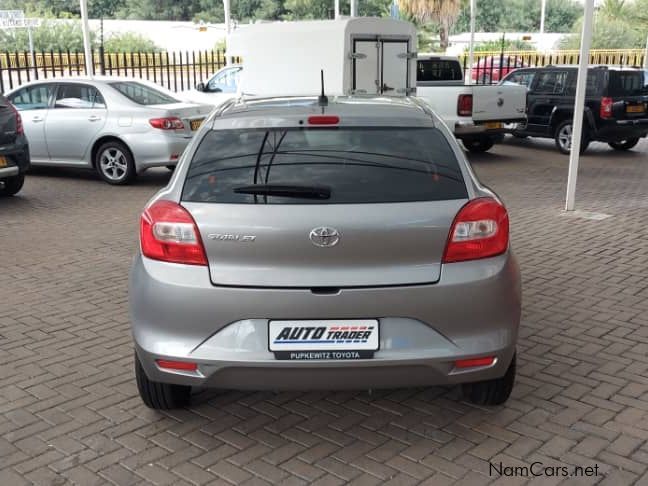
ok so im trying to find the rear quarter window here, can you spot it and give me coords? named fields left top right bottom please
left=182, top=127, right=468, bottom=204
left=607, top=71, right=648, bottom=97
left=109, top=82, right=178, bottom=105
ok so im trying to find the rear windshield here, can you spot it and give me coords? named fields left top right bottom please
left=182, top=127, right=467, bottom=204
left=417, top=60, right=463, bottom=82
left=607, top=71, right=648, bottom=97
left=109, top=81, right=178, bottom=105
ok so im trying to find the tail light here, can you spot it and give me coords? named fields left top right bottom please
left=457, top=94, right=473, bottom=117
left=600, top=97, right=613, bottom=119
left=149, top=117, right=185, bottom=130
left=140, top=200, right=207, bottom=266
left=9, top=103, right=23, bottom=135
left=443, top=197, right=509, bottom=263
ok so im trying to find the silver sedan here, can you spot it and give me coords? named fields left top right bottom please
left=6, top=78, right=213, bottom=184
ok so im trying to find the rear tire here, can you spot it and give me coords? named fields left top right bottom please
left=95, top=140, right=136, bottom=185
left=166, top=165, right=176, bottom=172
left=462, top=354, right=516, bottom=406
left=463, top=137, right=495, bottom=153
left=554, top=120, right=590, bottom=155
left=0, top=173, right=25, bottom=196
left=135, top=353, right=191, bottom=410
left=608, top=138, right=639, bottom=151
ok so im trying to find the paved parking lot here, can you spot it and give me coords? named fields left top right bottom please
left=1, top=137, right=648, bottom=486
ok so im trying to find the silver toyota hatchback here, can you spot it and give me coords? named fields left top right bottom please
left=129, top=96, right=521, bottom=409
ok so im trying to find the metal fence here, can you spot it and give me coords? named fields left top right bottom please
left=1, top=48, right=645, bottom=94
left=0, top=50, right=230, bottom=94
left=459, top=49, right=646, bottom=85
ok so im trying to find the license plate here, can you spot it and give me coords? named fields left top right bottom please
left=0, top=156, right=7, bottom=167
left=484, top=122, right=502, bottom=130
left=626, top=105, right=645, bottom=114
left=190, top=118, right=204, bottom=131
left=269, top=319, right=379, bottom=360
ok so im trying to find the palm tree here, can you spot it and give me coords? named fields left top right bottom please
left=398, top=0, right=461, bottom=50
left=598, top=0, right=627, bottom=20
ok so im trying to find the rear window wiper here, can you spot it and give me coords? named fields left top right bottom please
left=233, top=184, right=331, bottom=200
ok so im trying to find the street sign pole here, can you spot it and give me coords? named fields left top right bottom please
left=467, top=0, right=476, bottom=84
left=565, top=0, right=594, bottom=211
left=79, top=0, right=94, bottom=77
left=27, top=25, right=37, bottom=79
left=224, top=0, right=232, bottom=65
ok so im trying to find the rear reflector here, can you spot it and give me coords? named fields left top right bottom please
left=308, top=115, right=339, bottom=125
left=443, top=197, right=509, bottom=263
left=156, top=360, right=198, bottom=371
left=455, top=356, right=496, bottom=369
left=140, top=200, right=208, bottom=266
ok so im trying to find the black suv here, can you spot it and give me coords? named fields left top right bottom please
left=501, top=66, right=648, bottom=154
left=0, top=94, right=30, bottom=196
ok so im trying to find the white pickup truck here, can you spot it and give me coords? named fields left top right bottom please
left=416, top=55, right=527, bottom=152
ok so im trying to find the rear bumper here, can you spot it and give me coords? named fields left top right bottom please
left=122, top=132, right=193, bottom=172
left=455, top=119, right=526, bottom=136
left=594, top=118, right=648, bottom=141
left=130, top=251, right=522, bottom=390
left=0, top=135, right=30, bottom=177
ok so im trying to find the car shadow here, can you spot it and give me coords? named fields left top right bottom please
left=499, top=136, right=647, bottom=160
left=26, top=166, right=173, bottom=187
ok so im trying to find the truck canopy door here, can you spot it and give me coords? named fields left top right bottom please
left=352, top=38, right=412, bottom=96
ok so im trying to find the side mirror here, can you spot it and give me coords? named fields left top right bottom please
left=211, top=87, right=222, bottom=93
left=195, top=83, right=205, bottom=92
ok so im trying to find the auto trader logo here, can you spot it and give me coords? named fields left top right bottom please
left=273, top=325, right=375, bottom=345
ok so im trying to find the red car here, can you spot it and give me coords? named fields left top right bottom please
left=471, top=56, right=526, bottom=84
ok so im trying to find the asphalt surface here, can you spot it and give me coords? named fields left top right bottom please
left=1, top=136, right=647, bottom=485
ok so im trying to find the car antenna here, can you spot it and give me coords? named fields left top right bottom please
left=318, top=70, right=328, bottom=109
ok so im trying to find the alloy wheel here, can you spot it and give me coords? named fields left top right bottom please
left=99, top=148, right=128, bottom=182
left=558, top=124, right=572, bottom=152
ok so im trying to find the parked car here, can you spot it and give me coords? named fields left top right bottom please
left=471, top=56, right=526, bottom=84
left=0, top=94, right=29, bottom=196
left=6, top=78, right=213, bottom=185
left=416, top=56, right=527, bottom=153
left=129, top=95, right=522, bottom=410
left=181, top=65, right=242, bottom=106
left=501, top=66, right=648, bottom=154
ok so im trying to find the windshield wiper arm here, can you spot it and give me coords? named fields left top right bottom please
left=233, top=184, right=331, bottom=199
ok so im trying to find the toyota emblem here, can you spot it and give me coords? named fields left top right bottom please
left=309, top=227, right=340, bottom=247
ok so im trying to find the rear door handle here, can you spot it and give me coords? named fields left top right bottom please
left=31, top=116, right=44, bottom=123
left=88, top=115, right=102, bottom=122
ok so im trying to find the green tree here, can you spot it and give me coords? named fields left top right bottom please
left=453, top=0, right=581, bottom=33
left=103, top=32, right=160, bottom=52
left=282, top=0, right=334, bottom=19
left=90, top=0, right=126, bottom=18
left=560, top=15, right=644, bottom=49
left=0, top=20, right=93, bottom=51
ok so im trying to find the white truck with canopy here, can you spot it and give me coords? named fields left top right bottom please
left=228, top=18, right=418, bottom=97
left=184, top=19, right=527, bottom=152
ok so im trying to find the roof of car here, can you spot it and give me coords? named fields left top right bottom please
left=211, top=95, right=438, bottom=128
left=529, top=65, right=646, bottom=71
